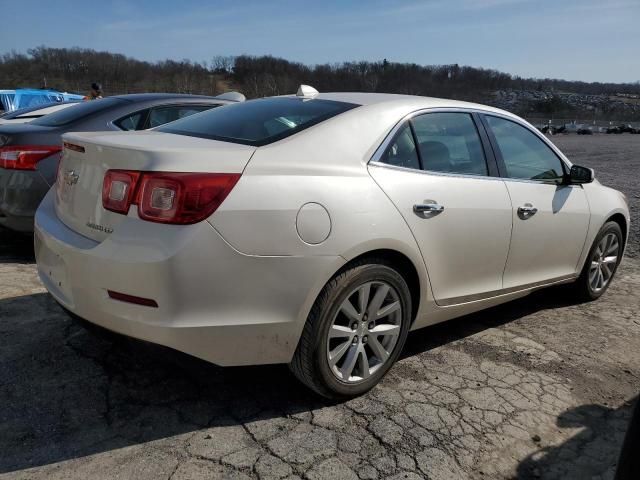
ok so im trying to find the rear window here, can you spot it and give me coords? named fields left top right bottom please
left=31, top=98, right=124, bottom=127
left=0, top=102, right=58, bottom=119
left=157, top=97, right=359, bottom=146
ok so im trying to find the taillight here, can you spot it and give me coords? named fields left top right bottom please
left=102, top=170, right=141, bottom=214
left=102, top=170, right=240, bottom=224
left=0, top=145, right=62, bottom=170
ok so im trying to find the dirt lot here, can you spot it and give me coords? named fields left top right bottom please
left=0, top=135, right=638, bottom=480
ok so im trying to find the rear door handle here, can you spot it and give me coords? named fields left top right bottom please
left=413, top=203, right=445, bottom=213
left=517, top=203, right=538, bottom=217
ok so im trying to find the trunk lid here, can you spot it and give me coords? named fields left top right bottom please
left=56, top=131, right=255, bottom=242
left=0, top=123, right=58, bottom=147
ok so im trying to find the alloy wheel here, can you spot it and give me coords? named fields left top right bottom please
left=588, top=232, right=620, bottom=292
left=326, top=281, right=402, bottom=383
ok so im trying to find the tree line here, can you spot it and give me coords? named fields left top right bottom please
left=1, top=46, right=639, bottom=117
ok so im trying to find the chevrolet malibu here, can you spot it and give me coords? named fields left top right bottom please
left=34, top=87, right=629, bottom=398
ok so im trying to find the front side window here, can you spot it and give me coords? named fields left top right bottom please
left=411, top=113, right=488, bottom=176
left=157, top=97, right=358, bottom=146
left=379, top=123, right=420, bottom=170
left=486, top=115, right=565, bottom=182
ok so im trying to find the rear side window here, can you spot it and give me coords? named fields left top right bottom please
left=486, top=115, right=565, bottom=181
left=379, top=123, right=420, bottom=170
left=148, top=105, right=215, bottom=128
left=31, top=98, right=123, bottom=127
left=411, top=113, right=488, bottom=176
left=115, top=111, right=145, bottom=131
left=157, top=97, right=358, bottom=146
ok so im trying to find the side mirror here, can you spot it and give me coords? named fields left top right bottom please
left=567, top=165, right=594, bottom=184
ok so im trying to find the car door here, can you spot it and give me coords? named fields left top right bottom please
left=369, top=111, right=513, bottom=305
left=482, top=114, right=590, bottom=288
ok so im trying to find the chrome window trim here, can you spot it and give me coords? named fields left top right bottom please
left=369, top=106, right=574, bottom=184
left=369, top=107, right=497, bottom=180
left=368, top=161, right=504, bottom=182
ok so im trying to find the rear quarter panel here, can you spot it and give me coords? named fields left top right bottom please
left=208, top=102, right=435, bottom=323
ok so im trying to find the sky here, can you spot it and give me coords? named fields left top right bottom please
left=0, top=0, right=638, bottom=83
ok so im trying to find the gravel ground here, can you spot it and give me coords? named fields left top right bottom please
left=0, top=135, right=638, bottom=480
left=549, top=134, right=639, bottom=258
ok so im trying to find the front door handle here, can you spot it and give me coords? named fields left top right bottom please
left=517, top=203, right=538, bottom=218
left=413, top=203, right=445, bottom=213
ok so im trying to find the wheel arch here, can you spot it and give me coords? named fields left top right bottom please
left=336, top=248, right=425, bottom=325
left=606, top=212, right=628, bottom=249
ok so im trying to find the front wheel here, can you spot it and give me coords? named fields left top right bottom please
left=573, top=221, right=623, bottom=301
left=289, top=259, right=412, bottom=399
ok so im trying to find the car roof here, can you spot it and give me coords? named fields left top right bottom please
left=109, top=93, right=223, bottom=102
left=291, top=92, right=515, bottom=118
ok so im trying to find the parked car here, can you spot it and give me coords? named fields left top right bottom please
left=0, top=88, right=83, bottom=113
left=34, top=87, right=629, bottom=398
left=0, top=92, right=245, bottom=232
left=0, top=101, right=80, bottom=125
left=539, top=125, right=565, bottom=135
left=577, top=127, right=593, bottom=135
left=606, top=124, right=637, bottom=134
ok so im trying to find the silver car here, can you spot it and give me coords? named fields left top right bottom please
left=0, top=92, right=244, bottom=232
left=34, top=87, right=630, bottom=398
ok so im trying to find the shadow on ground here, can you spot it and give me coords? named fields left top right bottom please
left=402, top=282, right=587, bottom=360
left=0, top=277, right=601, bottom=475
left=0, top=226, right=34, bottom=263
left=516, top=399, right=636, bottom=479
left=0, top=292, right=329, bottom=473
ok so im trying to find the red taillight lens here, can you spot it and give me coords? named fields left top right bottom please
left=102, top=170, right=141, bottom=214
left=101, top=170, right=240, bottom=224
left=0, top=145, right=62, bottom=170
left=137, top=173, right=240, bottom=224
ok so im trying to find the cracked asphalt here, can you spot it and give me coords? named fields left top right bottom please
left=0, top=134, right=639, bottom=479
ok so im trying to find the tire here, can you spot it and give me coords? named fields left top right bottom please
left=572, top=221, right=624, bottom=301
left=289, top=258, right=412, bottom=399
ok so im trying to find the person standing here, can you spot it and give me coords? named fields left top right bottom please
left=84, top=83, right=103, bottom=100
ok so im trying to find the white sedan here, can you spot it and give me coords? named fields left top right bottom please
left=35, top=86, right=629, bottom=398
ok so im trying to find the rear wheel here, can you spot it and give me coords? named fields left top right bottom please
left=290, top=259, right=412, bottom=399
left=573, top=221, right=623, bottom=300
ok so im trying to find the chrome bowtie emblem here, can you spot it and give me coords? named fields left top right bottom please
left=63, top=170, right=79, bottom=186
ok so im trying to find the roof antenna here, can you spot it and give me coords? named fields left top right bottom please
left=296, top=85, right=319, bottom=98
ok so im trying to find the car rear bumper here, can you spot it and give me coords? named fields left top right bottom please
left=34, top=190, right=344, bottom=366
left=0, top=168, right=50, bottom=232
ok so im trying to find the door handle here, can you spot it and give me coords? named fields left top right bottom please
left=517, top=203, right=538, bottom=217
left=413, top=203, right=445, bottom=213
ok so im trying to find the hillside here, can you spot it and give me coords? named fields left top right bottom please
left=2, top=47, right=639, bottom=120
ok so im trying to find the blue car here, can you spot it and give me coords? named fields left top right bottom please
left=0, top=89, right=84, bottom=113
